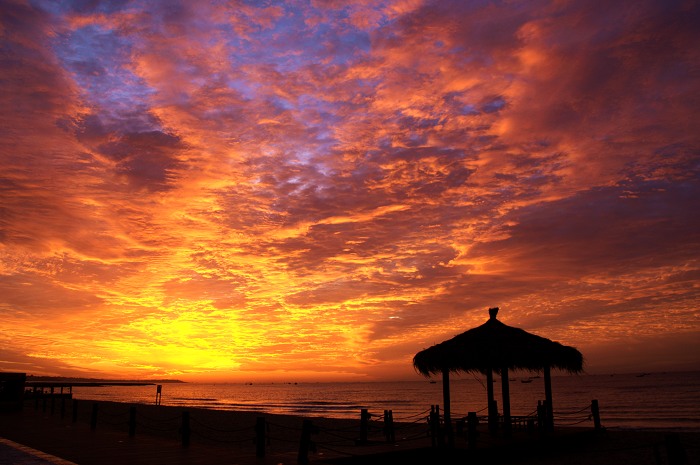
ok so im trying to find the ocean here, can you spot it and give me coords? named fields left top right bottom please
left=70, top=371, right=700, bottom=431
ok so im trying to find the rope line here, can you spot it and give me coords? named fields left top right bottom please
left=136, top=411, right=182, bottom=423
left=392, top=408, right=432, bottom=421
left=554, top=405, right=592, bottom=415
left=190, top=415, right=254, bottom=433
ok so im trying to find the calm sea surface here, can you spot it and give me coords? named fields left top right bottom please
left=71, top=371, right=700, bottom=431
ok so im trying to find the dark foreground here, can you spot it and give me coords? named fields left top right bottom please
left=1, top=399, right=698, bottom=465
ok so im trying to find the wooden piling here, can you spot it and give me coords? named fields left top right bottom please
left=155, top=385, right=162, bottom=406
left=50, top=387, right=55, bottom=415
left=255, top=417, right=266, bottom=458
left=181, top=411, right=190, bottom=448
left=591, top=399, right=602, bottom=430
left=544, top=366, right=554, bottom=431
left=442, top=368, right=454, bottom=448
left=129, top=405, right=137, bottom=437
left=90, top=403, right=98, bottom=431
left=665, top=433, right=686, bottom=465
left=501, top=367, right=512, bottom=437
left=60, top=397, right=66, bottom=419
left=383, top=410, right=395, bottom=443
left=488, top=399, right=498, bottom=435
left=298, top=419, right=317, bottom=465
left=359, top=408, right=370, bottom=444
left=467, top=412, right=478, bottom=449
left=429, top=405, right=439, bottom=447
left=72, top=399, right=78, bottom=423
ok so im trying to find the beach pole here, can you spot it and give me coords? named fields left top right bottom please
left=255, top=417, right=266, bottom=458
left=591, top=399, right=601, bottom=430
left=298, top=419, right=317, bottom=465
left=442, top=368, right=454, bottom=448
left=181, top=411, right=190, bottom=448
left=501, top=367, right=512, bottom=437
left=90, top=403, right=98, bottom=431
left=129, top=405, right=136, bottom=437
left=155, top=385, right=162, bottom=406
left=383, top=410, right=395, bottom=443
left=486, top=369, right=498, bottom=435
left=429, top=405, right=438, bottom=447
left=665, top=433, right=686, bottom=465
left=467, top=411, right=478, bottom=449
left=544, top=366, right=554, bottom=432
left=50, top=387, right=55, bottom=415
left=60, top=396, right=66, bottom=419
left=72, top=399, right=78, bottom=423
left=359, top=408, right=369, bottom=444
left=435, top=404, right=444, bottom=446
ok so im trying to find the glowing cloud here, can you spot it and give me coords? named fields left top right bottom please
left=1, top=0, right=698, bottom=380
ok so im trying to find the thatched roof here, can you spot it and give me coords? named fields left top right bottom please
left=413, top=307, right=584, bottom=376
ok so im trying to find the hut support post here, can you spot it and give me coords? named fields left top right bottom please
left=442, top=368, right=454, bottom=447
left=544, top=366, right=554, bottom=431
left=501, top=368, right=512, bottom=437
left=486, top=369, right=498, bottom=434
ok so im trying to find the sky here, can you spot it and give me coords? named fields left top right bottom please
left=1, top=0, right=698, bottom=382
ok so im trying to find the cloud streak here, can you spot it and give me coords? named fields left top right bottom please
left=1, top=0, right=698, bottom=380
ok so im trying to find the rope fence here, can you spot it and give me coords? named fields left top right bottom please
left=24, top=396, right=621, bottom=463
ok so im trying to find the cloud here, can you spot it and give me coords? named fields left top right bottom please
left=1, top=0, right=698, bottom=380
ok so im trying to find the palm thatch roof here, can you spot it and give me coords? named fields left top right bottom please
left=413, top=307, right=583, bottom=376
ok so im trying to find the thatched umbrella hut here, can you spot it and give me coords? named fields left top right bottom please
left=413, top=307, right=583, bottom=439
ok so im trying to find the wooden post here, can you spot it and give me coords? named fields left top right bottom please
left=467, top=412, right=478, bottom=449
left=486, top=369, right=498, bottom=434
left=60, top=397, right=66, bottom=419
left=129, top=405, right=137, bottom=437
left=181, top=411, right=190, bottom=448
left=359, top=408, right=370, bottom=444
left=544, top=365, right=554, bottom=431
left=537, top=400, right=545, bottom=433
left=50, top=387, right=55, bottom=415
left=298, top=419, right=317, bottom=465
left=383, top=410, right=395, bottom=443
left=34, top=387, right=39, bottom=410
left=155, top=385, right=162, bottom=406
left=442, top=368, right=454, bottom=448
left=255, top=417, right=266, bottom=458
left=389, top=410, right=395, bottom=443
left=429, top=405, right=439, bottom=447
left=90, top=403, right=98, bottom=431
left=591, top=399, right=601, bottom=430
left=72, top=399, right=78, bottom=423
left=665, top=433, right=686, bottom=465
left=501, top=367, right=512, bottom=437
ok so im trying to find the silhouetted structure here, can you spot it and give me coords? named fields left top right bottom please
left=0, top=372, right=26, bottom=411
left=413, top=307, right=583, bottom=441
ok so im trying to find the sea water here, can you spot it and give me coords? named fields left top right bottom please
left=70, top=371, right=700, bottom=431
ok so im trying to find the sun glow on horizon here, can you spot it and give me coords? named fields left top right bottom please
left=1, top=0, right=699, bottom=381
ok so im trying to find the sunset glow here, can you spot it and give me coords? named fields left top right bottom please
left=1, top=0, right=698, bottom=381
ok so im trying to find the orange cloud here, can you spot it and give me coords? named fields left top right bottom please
left=1, top=0, right=698, bottom=381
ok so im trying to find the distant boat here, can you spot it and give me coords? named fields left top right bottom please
left=429, top=380, right=437, bottom=384
left=521, top=379, right=533, bottom=383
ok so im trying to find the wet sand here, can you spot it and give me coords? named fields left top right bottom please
left=1, top=399, right=698, bottom=464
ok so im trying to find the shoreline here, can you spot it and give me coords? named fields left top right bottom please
left=1, top=399, right=698, bottom=464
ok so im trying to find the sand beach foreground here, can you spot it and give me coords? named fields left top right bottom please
left=1, top=399, right=698, bottom=465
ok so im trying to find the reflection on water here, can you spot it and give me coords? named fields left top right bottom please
left=71, top=371, right=700, bottom=430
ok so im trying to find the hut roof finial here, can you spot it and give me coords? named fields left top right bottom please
left=488, top=307, right=499, bottom=320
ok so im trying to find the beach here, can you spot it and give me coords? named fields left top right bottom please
left=1, top=398, right=698, bottom=465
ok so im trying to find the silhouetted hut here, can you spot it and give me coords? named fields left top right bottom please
left=413, top=307, right=583, bottom=439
